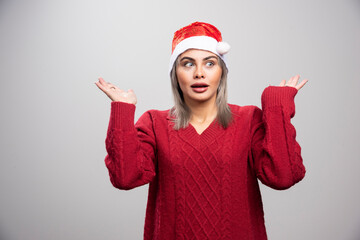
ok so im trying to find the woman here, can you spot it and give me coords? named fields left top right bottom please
left=95, top=22, right=308, bottom=240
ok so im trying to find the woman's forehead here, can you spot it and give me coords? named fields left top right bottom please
left=179, top=49, right=218, bottom=59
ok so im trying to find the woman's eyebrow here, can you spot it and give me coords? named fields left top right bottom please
left=180, top=56, right=218, bottom=62
left=179, top=57, right=194, bottom=62
left=203, top=56, right=218, bottom=61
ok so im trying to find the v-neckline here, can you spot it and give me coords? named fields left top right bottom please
left=188, top=119, right=216, bottom=136
left=175, top=118, right=225, bottom=147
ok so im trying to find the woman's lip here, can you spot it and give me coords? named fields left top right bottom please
left=191, top=86, right=208, bottom=93
left=191, top=83, right=209, bottom=87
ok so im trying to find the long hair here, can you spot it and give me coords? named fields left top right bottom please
left=169, top=56, right=232, bottom=130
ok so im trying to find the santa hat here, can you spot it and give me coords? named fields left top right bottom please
left=169, top=22, right=230, bottom=74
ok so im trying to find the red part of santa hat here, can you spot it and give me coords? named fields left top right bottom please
left=169, top=22, right=230, bottom=74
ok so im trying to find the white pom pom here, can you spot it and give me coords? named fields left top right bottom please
left=216, top=41, right=231, bottom=55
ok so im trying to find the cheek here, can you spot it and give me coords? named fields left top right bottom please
left=177, top=80, right=185, bottom=92
left=211, top=70, right=222, bottom=87
left=176, top=71, right=190, bottom=89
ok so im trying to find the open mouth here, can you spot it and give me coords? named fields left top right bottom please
left=191, top=83, right=209, bottom=88
left=191, top=83, right=209, bottom=93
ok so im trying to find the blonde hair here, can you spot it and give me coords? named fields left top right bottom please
left=169, top=56, right=232, bottom=130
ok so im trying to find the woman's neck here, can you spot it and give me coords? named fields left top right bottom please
left=186, top=98, right=218, bottom=125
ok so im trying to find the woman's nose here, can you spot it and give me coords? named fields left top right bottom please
left=194, top=66, right=205, bottom=79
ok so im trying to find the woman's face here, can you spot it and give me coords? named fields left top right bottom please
left=176, top=49, right=222, bottom=106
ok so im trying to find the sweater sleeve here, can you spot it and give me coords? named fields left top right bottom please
left=249, top=86, right=306, bottom=190
left=104, top=102, right=156, bottom=190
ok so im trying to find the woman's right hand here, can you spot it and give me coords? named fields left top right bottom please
left=95, top=77, right=137, bottom=105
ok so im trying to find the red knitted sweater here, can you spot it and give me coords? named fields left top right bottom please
left=104, top=86, right=306, bottom=240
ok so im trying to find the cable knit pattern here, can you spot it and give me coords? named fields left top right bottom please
left=104, top=86, right=306, bottom=240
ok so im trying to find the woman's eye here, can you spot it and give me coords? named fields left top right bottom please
left=206, top=62, right=214, bottom=67
left=184, top=62, right=194, bottom=67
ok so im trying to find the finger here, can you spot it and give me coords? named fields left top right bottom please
left=98, top=77, right=108, bottom=86
left=127, top=89, right=136, bottom=95
left=287, top=75, right=299, bottom=87
left=95, top=81, right=107, bottom=93
left=107, top=83, right=119, bottom=91
left=293, top=75, right=300, bottom=85
left=98, top=78, right=119, bottom=92
left=279, top=80, right=286, bottom=86
left=288, top=77, right=294, bottom=85
left=295, top=79, right=308, bottom=90
left=99, top=78, right=112, bottom=90
left=108, top=82, right=122, bottom=90
left=107, top=83, right=115, bottom=89
left=285, top=77, right=292, bottom=86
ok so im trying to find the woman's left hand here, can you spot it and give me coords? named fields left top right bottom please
left=279, top=75, right=308, bottom=91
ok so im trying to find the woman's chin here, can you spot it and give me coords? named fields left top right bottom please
left=185, top=94, right=217, bottom=105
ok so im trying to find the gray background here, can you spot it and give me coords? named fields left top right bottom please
left=0, top=0, right=359, bottom=239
